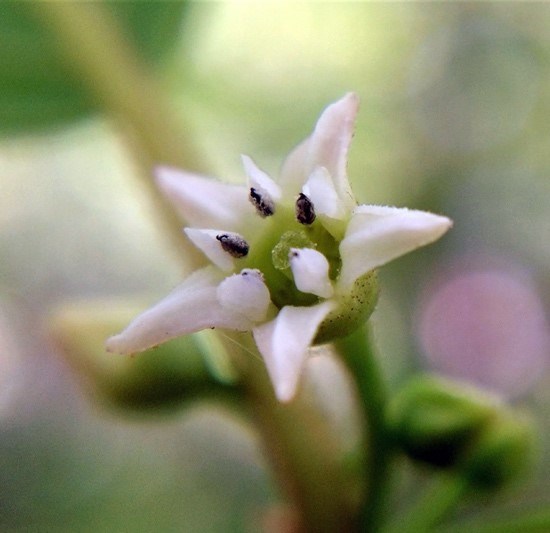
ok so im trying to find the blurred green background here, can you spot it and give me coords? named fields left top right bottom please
left=1, top=2, right=549, bottom=531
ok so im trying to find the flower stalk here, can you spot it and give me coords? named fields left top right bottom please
left=336, top=324, right=392, bottom=532
left=225, top=332, right=360, bottom=532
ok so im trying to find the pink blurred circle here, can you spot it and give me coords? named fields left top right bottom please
left=417, top=266, right=550, bottom=398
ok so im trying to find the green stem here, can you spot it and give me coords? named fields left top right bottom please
left=223, top=332, right=359, bottom=533
left=32, top=2, right=204, bottom=269
left=335, top=324, right=391, bottom=532
left=382, top=473, right=469, bottom=533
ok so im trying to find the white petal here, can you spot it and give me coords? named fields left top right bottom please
left=279, top=93, right=358, bottom=209
left=241, top=154, right=282, bottom=201
left=302, top=167, right=344, bottom=218
left=289, top=248, right=333, bottom=298
left=306, top=93, right=358, bottom=209
left=217, top=269, right=271, bottom=322
left=253, top=301, right=336, bottom=402
left=339, top=205, right=453, bottom=288
left=184, top=228, right=238, bottom=272
left=302, top=166, right=348, bottom=239
left=155, top=166, right=250, bottom=232
left=279, top=137, right=310, bottom=195
left=106, top=267, right=253, bottom=355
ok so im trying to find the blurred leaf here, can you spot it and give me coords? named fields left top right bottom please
left=49, top=300, right=240, bottom=413
left=0, top=1, right=186, bottom=135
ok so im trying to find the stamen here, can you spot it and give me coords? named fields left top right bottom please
left=249, top=187, right=275, bottom=217
left=296, top=193, right=316, bottom=225
left=216, top=233, right=249, bottom=258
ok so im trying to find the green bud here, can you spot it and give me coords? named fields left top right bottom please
left=462, top=412, right=535, bottom=490
left=49, top=301, right=239, bottom=412
left=387, top=375, right=497, bottom=467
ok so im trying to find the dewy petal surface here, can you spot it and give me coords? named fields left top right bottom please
left=106, top=267, right=253, bottom=355
left=155, top=166, right=251, bottom=232
left=252, top=301, right=336, bottom=402
left=339, top=205, right=453, bottom=288
left=217, top=269, right=272, bottom=322
left=289, top=248, right=333, bottom=298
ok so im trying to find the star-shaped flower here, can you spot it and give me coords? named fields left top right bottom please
left=106, top=93, right=452, bottom=402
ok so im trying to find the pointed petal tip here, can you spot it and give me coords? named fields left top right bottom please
left=339, top=206, right=453, bottom=288
left=153, top=164, right=180, bottom=187
left=426, top=212, right=453, bottom=237
left=104, top=334, right=129, bottom=355
left=104, top=339, right=115, bottom=353
left=153, top=163, right=172, bottom=175
left=328, top=91, right=360, bottom=117
left=253, top=302, right=335, bottom=403
left=105, top=334, right=160, bottom=356
left=274, top=382, right=295, bottom=403
left=342, top=91, right=359, bottom=106
left=153, top=164, right=193, bottom=200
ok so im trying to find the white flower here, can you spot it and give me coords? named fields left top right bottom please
left=106, top=93, right=452, bottom=402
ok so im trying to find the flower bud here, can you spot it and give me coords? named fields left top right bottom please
left=49, top=301, right=238, bottom=412
left=387, top=375, right=497, bottom=467
left=462, top=412, right=535, bottom=490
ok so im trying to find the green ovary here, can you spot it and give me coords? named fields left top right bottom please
left=315, top=270, right=379, bottom=343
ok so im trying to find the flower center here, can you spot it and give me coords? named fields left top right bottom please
left=231, top=192, right=340, bottom=309
left=205, top=186, right=378, bottom=339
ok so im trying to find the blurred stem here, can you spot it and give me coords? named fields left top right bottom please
left=335, top=324, right=391, bottom=532
left=224, top=332, right=359, bottom=533
left=32, top=2, right=203, bottom=268
left=382, top=473, right=469, bottom=533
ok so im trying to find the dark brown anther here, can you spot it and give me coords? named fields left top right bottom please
left=216, top=233, right=249, bottom=258
left=295, top=193, right=316, bottom=225
left=249, top=187, right=275, bottom=217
